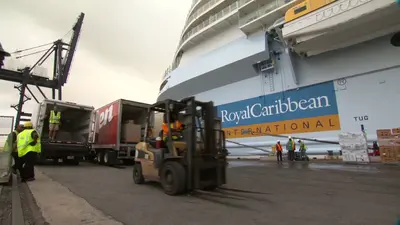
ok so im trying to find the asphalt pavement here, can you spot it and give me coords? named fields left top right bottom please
left=36, top=161, right=400, bottom=225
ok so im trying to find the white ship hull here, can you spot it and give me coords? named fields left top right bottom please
left=158, top=0, right=400, bottom=156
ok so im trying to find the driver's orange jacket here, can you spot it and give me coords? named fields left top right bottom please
left=162, top=121, right=183, bottom=138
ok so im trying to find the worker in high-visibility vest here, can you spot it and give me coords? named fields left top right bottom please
left=48, top=105, right=61, bottom=141
left=275, top=140, right=283, bottom=162
left=17, top=121, right=41, bottom=182
left=298, top=139, right=307, bottom=160
left=161, top=113, right=184, bottom=142
left=4, top=124, right=25, bottom=174
left=286, top=136, right=296, bottom=161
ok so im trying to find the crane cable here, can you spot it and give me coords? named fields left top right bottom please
left=10, top=27, right=73, bottom=56
left=15, top=49, right=49, bottom=59
left=11, top=42, right=53, bottom=55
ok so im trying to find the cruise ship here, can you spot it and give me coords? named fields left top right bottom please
left=157, top=0, right=400, bottom=155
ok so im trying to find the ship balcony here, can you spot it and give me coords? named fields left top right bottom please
left=177, top=2, right=239, bottom=52
left=183, top=0, right=236, bottom=36
left=237, top=0, right=258, bottom=13
left=238, top=0, right=301, bottom=35
left=282, top=0, right=400, bottom=56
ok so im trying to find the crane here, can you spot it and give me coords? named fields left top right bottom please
left=0, top=13, right=85, bottom=128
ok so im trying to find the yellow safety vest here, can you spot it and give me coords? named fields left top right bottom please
left=49, top=110, right=61, bottom=124
left=2, top=130, right=18, bottom=153
left=17, top=129, right=41, bottom=157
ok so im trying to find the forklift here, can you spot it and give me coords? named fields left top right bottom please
left=132, top=97, right=228, bottom=195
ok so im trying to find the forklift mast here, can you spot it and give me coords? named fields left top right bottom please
left=180, top=97, right=225, bottom=191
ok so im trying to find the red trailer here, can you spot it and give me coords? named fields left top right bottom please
left=88, top=99, right=152, bottom=165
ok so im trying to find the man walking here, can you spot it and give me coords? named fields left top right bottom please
left=17, top=121, right=41, bottom=182
left=276, top=140, right=283, bottom=162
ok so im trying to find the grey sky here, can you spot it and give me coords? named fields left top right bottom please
left=0, top=0, right=191, bottom=121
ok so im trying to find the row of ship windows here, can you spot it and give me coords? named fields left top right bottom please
left=163, top=0, right=293, bottom=78
left=181, top=0, right=294, bottom=47
left=181, top=1, right=238, bottom=44
left=185, top=0, right=227, bottom=28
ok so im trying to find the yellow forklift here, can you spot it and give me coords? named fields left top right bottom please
left=132, top=97, right=228, bottom=195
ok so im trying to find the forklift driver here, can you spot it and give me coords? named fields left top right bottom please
left=161, top=112, right=184, bottom=143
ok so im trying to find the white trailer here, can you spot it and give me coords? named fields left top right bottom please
left=31, top=99, right=95, bottom=165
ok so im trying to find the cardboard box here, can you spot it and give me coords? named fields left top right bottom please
left=122, top=123, right=141, bottom=142
left=380, top=146, right=400, bottom=163
left=376, top=129, right=393, bottom=139
left=377, top=138, right=400, bottom=146
left=392, top=128, right=400, bottom=135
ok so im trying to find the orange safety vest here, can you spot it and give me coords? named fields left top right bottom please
left=162, top=121, right=183, bottom=137
left=276, top=144, right=283, bottom=152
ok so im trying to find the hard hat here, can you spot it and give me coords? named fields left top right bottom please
left=23, top=121, right=33, bottom=127
left=277, top=140, right=280, bottom=143
left=288, top=136, right=292, bottom=139
left=297, top=139, right=301, bottom=142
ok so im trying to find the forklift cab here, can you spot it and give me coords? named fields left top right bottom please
left=133, top=97, right=228, bottom=195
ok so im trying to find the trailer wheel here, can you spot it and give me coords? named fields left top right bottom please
left=133, top=163, right=145, bottom=184
left=203, top=185, right=218, bottom=191
left=104, top=151, right=109, bottom=165
left=97, top=151, right=104, bottom=164
left=160, top=161, right=186, bottom=196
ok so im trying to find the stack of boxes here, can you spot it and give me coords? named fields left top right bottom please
left=121, top=120, right=142, bottom=143
left=376, top=128, right=400, bottom=163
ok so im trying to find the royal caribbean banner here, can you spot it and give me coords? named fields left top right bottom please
left=216, top=81, right=341, bottom=138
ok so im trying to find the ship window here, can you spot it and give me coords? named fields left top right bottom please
left=294, top=5, right=307, bottom=14
left=390, top=32, right=400, bottom=47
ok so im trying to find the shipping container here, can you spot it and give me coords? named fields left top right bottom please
left=31, top=99, right=95, bottom=165
left=88, top=99, right=153, bottom=165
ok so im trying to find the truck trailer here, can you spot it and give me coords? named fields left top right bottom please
left=32, top=99, right=95, bottom=165
left=88, top=99, right=153, bottom=165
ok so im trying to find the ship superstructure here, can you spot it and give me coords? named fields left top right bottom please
left=158, top=0, right=400, bottom=155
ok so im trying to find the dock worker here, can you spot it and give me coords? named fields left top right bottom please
left=161, top=113, right=184, bottom=142
left=5, top=124, right=25, bottom=174
left=298, top=139, right=307, bottom=160
left=48, top=105, right=61, bottom=141
left=286, top=136, right=296, bottom=161
left=276, top=140, right=283, bottom=162
left=1, top=124, right=24, bottom=183
left=17, top=121, right=41, bottom=182
left=0, top=42, right=11, bottom=69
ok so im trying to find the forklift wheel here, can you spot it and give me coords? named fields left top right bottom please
left=160, top=161, right=186, bottom=196
left=133, top=163, right=145, bottom=184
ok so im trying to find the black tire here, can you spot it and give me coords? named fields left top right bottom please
left=97, top=151, right=105, bottom=164
left=104, top=151, right=110, bottom=165
left=133, top=163, right=145, bottom=184
left=62, top=157, right=80, bottom=165
left=160, top=161, right=186, bottom=196
left=203, top=185, right=218, bottom=191
left=52, top=158, right=59, bottom=164
left=70, top=159, right=80, bottom=165
left=36, top=154, right=45, bottom=165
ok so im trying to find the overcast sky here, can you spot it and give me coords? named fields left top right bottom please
left=0, top=0, right=191, bottom=128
